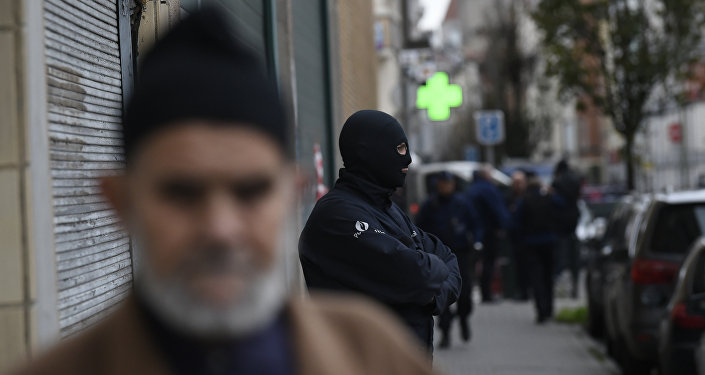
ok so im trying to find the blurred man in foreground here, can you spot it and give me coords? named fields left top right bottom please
left=416, top=171, right=483, bottom=348
left=11, top=10, right=437, bottom=375
left=466, top=167, right=512, bottom=303
left=299, top=110, right=461, bottom=352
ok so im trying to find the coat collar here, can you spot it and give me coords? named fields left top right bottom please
left=335, top=168, right=394, bottom=208
left=98, top=294, right=357, bottom=375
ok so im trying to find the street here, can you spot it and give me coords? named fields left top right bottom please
left=434, top=295, right=619, bottom=375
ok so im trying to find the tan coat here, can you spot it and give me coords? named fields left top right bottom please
left=10, top=294, right=438, bottom=375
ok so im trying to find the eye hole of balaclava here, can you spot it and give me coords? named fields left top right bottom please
left=339, top=110, right=412, bottom=188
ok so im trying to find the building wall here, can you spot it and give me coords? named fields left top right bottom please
left=639, top=102, right=705, bottom=192
left=335, top=0, right=377, bottom=124
left=0, top=0, right=37, bottom=369
left=374, top=0, right=402, bottom=119
left=332, top=0, right=377, bottom=170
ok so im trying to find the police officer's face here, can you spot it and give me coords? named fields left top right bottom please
left=103, top=124, right=292, bottom=308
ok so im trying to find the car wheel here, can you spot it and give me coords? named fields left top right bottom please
left=586, top=297, right=604, bottom=339
left=619, top=340, right=653, bottom=375
left=659, top=356, right=673, bottom=375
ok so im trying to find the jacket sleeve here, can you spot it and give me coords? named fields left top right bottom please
left=414, top=228, right=461, bottom=315
left=300, top=201, right=451, bottom=307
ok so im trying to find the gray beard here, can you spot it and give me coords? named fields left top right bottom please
left=132, top=244, right=286, bottom=339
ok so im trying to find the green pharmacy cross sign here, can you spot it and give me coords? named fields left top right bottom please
left=416, top=72, right=463, bottom=121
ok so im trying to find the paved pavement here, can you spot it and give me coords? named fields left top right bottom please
left=433, top=297, right=620, bottom=375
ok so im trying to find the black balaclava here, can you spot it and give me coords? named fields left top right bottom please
left=122, top=7, right=289, bottom=164
left=339, top=110, right=412, bottom=189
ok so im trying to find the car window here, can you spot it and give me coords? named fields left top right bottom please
left=650, top=204, right=705, bottom=255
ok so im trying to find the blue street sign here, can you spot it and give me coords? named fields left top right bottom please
left=474, top=110, right=505, bottom=146
left=464, top=146, right=479, bottom=161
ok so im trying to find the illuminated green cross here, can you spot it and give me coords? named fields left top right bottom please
left=416, top=72, right=463, bottom=121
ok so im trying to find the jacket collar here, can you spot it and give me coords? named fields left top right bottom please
left=99, top=294, right=356, bottom=375
left=335, top=168, right=394, bottom=208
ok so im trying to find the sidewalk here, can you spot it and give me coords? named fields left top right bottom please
left=433, top=298, right=620, bottom=375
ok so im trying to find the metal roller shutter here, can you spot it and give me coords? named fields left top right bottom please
left=43, top=0, right=132, bottom=337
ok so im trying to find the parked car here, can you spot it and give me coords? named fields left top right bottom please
left=585, top=194, right=644, bottom=338
left=659, top=237, right=705, bottom=375
left=603, top=190, right=705, bottom=374
left=404, top=161, right=511, bottom=218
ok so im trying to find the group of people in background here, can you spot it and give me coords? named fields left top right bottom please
left=415, top=160, right=583, bottom=348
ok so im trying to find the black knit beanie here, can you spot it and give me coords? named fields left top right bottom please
left=122, top=7, right=289, bottom=164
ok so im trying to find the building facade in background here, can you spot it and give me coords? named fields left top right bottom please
left=0, top=0, right=376, bottom=370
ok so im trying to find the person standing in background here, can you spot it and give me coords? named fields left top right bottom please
left=515, top=173, right=565, bottom=323
left=551, top=160, right=583, bottom=299
left=466, top=167, right=512, bottom=303
left=416, top=171, right=484, bottom=349
left=506, top=171, right=529, bottom=301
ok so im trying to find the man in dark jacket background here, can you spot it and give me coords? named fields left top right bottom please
left=515, top=173, right=565, bottom=323
left=551, top=159, right=582, bottom=298
left=466, top=167, right=511, bottom=303
left=299, top=110, right=461, bottom=351
left=416, top=171, right=483, bottom=349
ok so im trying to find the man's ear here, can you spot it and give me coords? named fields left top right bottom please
left=100, top=175, right=128, bottom=222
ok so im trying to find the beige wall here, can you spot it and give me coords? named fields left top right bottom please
left=329, top=0, right=378, bottom=170
left=336, top=0, right=378, bottom=120
left=0, top=0, right=37, bottom=370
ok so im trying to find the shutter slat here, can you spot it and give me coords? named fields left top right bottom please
left=57, top=237, right=130, bottom=262
left=48, top=79, right=123, bottom=107
left=45, top=29, right=121, bottom=64
left=57, top=252, right=131, bottom=288
left=59, top=277, right=132, bottom=318
left=54, top=207, right=117, bottom=224
left=60, top=289, right=130, bottom=337
left=44, top=11, right=120, bottom=51
left=75, top=0, right=117, bottom=20
left=50, top=130, right=124, bottom=147
left=47, top=56, right=122, bottom=88
left=54, top=194, right=107, bottom=207
left=46, top=48, right=122, bottom=82
left=48, top=94, right=122, bottom=117
left=55, top=229, right=126, bottom=251
left=49, top=125, right=123, bottom=141
left=45, top=0, right=119, bottom=38
left=57, top=243, right=130, bottom=272
left=48, top=112, right=122, bottom=132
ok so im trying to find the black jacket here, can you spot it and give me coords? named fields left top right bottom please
left=415, top=193, right=484, bottom=252
left=299, top=169, right=461, bottom=349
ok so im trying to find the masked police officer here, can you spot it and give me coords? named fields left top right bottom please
left=299, top=110, right=461, bottom=351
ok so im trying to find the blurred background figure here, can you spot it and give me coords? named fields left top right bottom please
left=416, top=171, right=484, bottom=349
left=515, top=172, right=564, bottom=324
left=551, top=160, right=583, bottom=299
left=505, top=170, right=530, bottom=301
left=466, top=166, right=512, bottom=303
